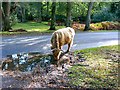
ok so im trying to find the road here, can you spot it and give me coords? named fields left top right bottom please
left=0, top=31, right=119, bottom=59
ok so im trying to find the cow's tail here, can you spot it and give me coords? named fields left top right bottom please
left=55, top=32, right=59, bottom=49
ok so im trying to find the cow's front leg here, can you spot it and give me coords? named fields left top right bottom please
left=66, top=41, right=73, bottom=53
left=59, top=46, right=62, bottom=50
left=66, top=44, right=71, bottom=52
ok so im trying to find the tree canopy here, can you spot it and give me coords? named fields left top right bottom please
left=1, top=2, right=119, bottom=31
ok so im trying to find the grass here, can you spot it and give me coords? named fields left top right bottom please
left=0, top=22, right=65, bottom=35
left=12, top=22, right=65, bottom=32
left=68, top=45, right=119, bottom=89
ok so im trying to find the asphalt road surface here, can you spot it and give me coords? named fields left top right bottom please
left=0, top=31, right=119, bottom=59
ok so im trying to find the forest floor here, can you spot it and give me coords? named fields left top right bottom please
left=0, top=45, right=119, bottom=89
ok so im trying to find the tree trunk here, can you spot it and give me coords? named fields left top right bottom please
left=0, top=2, right=2, bottom=31
left=10, top=2, right=17, bottom=14
left=2, top=2, right=11, bottom=31
left=84, top=2, right=94, bottom=31
left=46, top=2, right=49, bottom=17
left=20, top=3, right=26, bottom=23
left=66, top=2, right=72, bottom=27
left=37, top=2, right=42, bottom=23
left=21, top=7, right=26, bottom=22
left=49, top=1, right=56, bottom=30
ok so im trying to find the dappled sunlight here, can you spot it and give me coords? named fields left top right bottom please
left=2, top=36, right=50, bottom=45
left=72, top=40, right=119, bottom=51
left=12, top=22, right=65, bottom=32
left=43, top=44, right=51, bottom=50
left=20, top=37, right=40, bottom=42
left=29, top=28, right=49, bottom=32
left=25, top=39, right=49, bottom=46
left=97, top=40, right=119, bottom=47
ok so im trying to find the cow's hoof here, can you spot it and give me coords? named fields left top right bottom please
left=65, top=51, right=69, bottom=54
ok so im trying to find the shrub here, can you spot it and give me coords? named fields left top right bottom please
left=101, top=22, right=109, bottom=30
left=72, top=22, right=85, bottom=31
left=90, top=23, right=103, bottom=30
left=89, top=21, right=120, bottom=30
left=101, top=21, right=120, bottom=30
left=72, top=21, right=120, bottom=31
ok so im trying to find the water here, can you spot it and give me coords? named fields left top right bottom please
left=1, top=52, right=54, bottom=72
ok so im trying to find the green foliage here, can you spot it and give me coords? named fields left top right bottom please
left=56, top=2, right=66, bottom=16
left=110, top=2, right=120, bottom=18
left=4, top=2, right=119, bottom=32
left=10, top=14, right=18, bottom=26
left=56, top=15, right=66, bottom=22
left=92, top=10, right=117, bottom=22
left=72, top=2, right=87, bottom=17
left=91, top=2, right=119, bottom=22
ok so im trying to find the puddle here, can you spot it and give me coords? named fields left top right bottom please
left=1, top=52, right=54, bottom=72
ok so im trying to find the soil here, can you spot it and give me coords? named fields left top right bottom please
left=0, top=49, right=118, bottom=89
left=0, top=52, right=84, bottom=88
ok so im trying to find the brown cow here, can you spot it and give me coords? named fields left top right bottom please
left=51, top=27, right=75, bottom=63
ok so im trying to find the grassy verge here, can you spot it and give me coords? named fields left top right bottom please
left=12, top=22, right=65, bottom=32
left=68, top=45, right=119, bottom=89
left=0, top=22, right=65, bottom=35
left=0, top=22, right=119, bottom=35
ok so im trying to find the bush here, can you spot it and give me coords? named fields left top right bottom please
left=72, top=22, right=85, bottom=31
left=90, top=23, right=103, bottom=30
left=90, top=21, right=120, bottom=30
left=72, top=21, right=120, bottom=31
left=101, top=21, right=120, bottom=30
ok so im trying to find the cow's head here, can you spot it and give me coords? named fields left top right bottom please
left=51, top=48, right=62, bottom=60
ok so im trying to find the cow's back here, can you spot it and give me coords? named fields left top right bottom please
left=51, top=27, right=75, bottom=48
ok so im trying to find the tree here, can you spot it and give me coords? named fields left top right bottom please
left=19, top=2, right=27, bottom=22
left=2, top=2, right=11, bottom=31
left=46, top=2, right=49, bottom=17
left=84, top=2, right=94, bottom=31
left=110, top=2, right=120, bottom=19
left=66, top=2, right=72, bottom=27
left=36, top=2, right=42, bottom=22
left=49, top=1, right=56, bottom=30
left=0, top=2, right=2, bottom=31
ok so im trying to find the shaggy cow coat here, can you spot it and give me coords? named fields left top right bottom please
left=51, top=27, right=75, bottom=61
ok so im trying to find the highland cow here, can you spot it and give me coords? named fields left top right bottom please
left=51, top=27, right=75, bottom=63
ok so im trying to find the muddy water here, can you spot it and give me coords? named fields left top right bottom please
left=1, top=52, right=54, bottom=72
